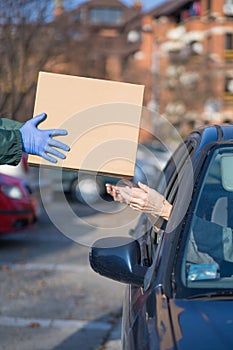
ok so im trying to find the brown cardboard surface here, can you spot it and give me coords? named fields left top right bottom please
left=29, top=71, right=144, bottom=177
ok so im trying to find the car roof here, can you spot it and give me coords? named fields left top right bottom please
left=188, top=123, right=233, bottom=144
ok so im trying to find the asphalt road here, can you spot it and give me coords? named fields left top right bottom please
left=0, top=193, right=140, bottom=350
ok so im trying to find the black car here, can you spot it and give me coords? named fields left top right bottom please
left=90, top=124, right=233, bottom=350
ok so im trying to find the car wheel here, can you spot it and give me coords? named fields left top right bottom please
left=70, top=176, right=105, bottom=204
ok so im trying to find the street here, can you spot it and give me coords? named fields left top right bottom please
left=0, top=193, right=140, bottom=350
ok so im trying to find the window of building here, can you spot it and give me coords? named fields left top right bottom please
left=223, top=0, right=233, bottom=16
left=89, top=7, right=122, bottom=24
left=181, top=2, right=201, bottom=21
left=206, top=0, right=212, bottom=11
left=224, top=34, right=233, bottom=60
left=225, top=33, right=233, bottom=50
left=225, top=0, right=233, bottom=5
left=72, top=8, right=86, bottom=23
left=225, top=76, right=233, bottom=94
left=224, top=75, right=233, bottom=101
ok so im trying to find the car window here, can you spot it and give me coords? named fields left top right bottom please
left=182, top=146, right=233, bottom=290
left=139, top=141, right=195, bottom=270
left=157, top=141, right=194, bottom=202
left=140, top=141, right=196, bottom=291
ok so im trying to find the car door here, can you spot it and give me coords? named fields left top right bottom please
left=122, top=139, right=197, bottom=350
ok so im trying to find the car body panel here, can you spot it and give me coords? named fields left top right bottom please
left=122, top=285, right=175, bottom=350
left=170, top=299, right=233, bottom=350
left=0, top=173, right=37, bottom=234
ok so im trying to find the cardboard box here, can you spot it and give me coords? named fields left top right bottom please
left=29, top=72, right=144, bottom=177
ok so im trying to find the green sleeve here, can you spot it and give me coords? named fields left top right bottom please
left=0, top=118, right=24, bottom=130
left=0, top=120, right=23, bottom=165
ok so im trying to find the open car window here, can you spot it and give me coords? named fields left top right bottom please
left=131, top=141, right=196, bottom=279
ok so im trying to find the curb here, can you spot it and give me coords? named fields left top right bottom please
left=101, top=317, right=122, bottom=350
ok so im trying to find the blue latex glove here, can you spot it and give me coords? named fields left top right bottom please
left=20, top=113, right=70, bottom=163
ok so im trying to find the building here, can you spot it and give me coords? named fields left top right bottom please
left=143, top=0, right=233, bottom=124
left=54, top=0, right=233, bottom=124
left=2, top=0, right=233, bottom=126
left=50, top=0, right=233, bottom=128
left=52, top=0, right=144, bottom=81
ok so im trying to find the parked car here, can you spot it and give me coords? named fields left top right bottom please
left=0, top=173, right=37, bottom=234
left=133, top=140, right=171, bottom=187
left=0, top=153, right=53, bottom=210
left=90, top=124, right=233, bottom=350
left=0, top=152, right=29, bottom=181
left=49, top=141, right=170, bottom=204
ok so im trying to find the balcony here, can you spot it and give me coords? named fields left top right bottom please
left=224, top=92, right=233, bottom=101
left=224, top=50, right=233, bottom=60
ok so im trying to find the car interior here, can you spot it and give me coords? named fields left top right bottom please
left=183, top=147, right=233, bottom=289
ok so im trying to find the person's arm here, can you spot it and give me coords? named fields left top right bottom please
left=0, top=118, right=23, bottom=130
left=19, top=113, right=70, bottom=163
left=0, top=128, right=23, bottom=165
left=0, top=113, right=70, bottom=166
left=106, top=181, right=172, bottom=220
left=192, top=215, right=233, bottom=263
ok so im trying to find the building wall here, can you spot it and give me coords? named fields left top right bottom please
left=141, top=0, right=233, bottom=124
left=51, top=0, right=233, bottom=126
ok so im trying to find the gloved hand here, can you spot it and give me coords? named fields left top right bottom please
left=20, top=113, right=70, bottom=163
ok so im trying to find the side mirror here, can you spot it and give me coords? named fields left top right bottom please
left=89, top=236, right=148, bottom=286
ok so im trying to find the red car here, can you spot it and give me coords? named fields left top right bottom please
left=0, top=173, right=37, bottom=234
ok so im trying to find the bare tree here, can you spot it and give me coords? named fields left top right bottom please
left=0, top=0, right=62, bottom=120
left=0, top=1, right=145, bottom=120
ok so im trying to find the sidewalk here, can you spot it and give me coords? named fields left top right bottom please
left=101, top=317, right=122, bottom=350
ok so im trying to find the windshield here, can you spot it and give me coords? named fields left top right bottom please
left=181, top=146, right=233, bottom=291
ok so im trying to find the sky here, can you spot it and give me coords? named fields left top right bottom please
left=64, top=0, right=168, bottom=12
left=121, top=0, right=167, bottom=11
